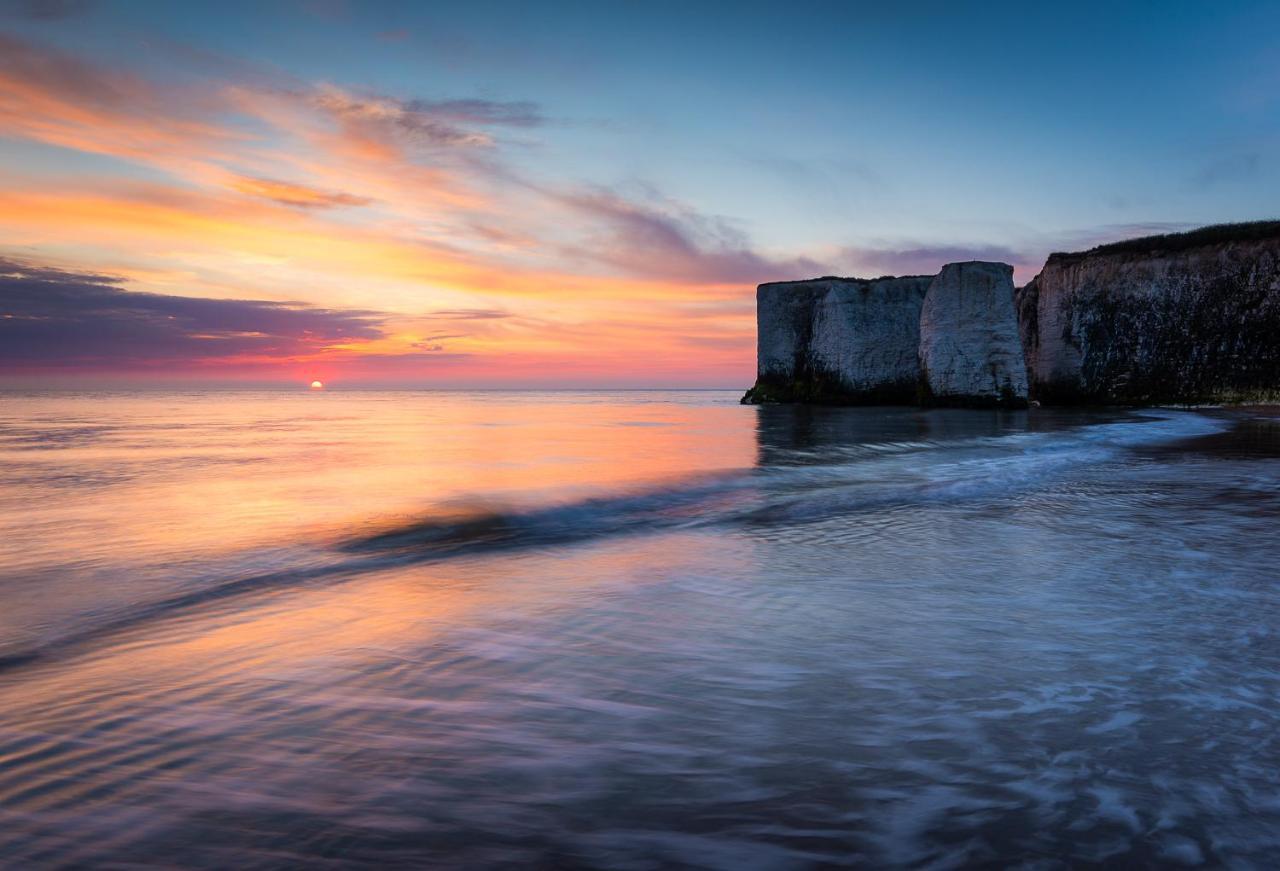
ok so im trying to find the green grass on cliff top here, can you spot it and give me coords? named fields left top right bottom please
left=1053, top=220, right=1280, bottom=260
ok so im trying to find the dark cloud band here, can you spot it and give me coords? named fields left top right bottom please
left=0, top=257, right=387, bottom=368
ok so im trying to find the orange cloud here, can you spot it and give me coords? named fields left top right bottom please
left=0, top=34, right=770, bottom=385
left=0, top=33, right=243, bottom=168
left=229, top=176, right=373, bottom=209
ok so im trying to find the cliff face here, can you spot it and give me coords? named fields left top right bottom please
left=745, top=276, right=932, bottom=404
left=743, top=264, right=1026, bottom=406
left=745, top=222, right=1280, bottom=408
left=1018, top=226, right=1280, bottom=404
left=919, top=262, right=1028, bottom=407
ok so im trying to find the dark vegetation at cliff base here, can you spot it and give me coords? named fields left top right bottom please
left=914, top=367, right=1029, bottom=410
left=742, top=372, right=1028, bottom=408
left=742, top=374, right=918, bottom=406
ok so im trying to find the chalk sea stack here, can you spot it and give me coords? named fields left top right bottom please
left=743, top=221, right=1280, bottom=408
left=919, top=262, right=1028, bottom=407
left=743, top=275, right=932, bottom=405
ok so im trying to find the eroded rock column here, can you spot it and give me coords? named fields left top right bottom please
left=918, top=261, right=1029, bottom=407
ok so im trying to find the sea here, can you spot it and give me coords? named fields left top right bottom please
left=0, top=389, right=1278, bottom=868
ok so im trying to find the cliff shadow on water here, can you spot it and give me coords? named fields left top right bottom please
left=750, top=403, right=1141, bottom=467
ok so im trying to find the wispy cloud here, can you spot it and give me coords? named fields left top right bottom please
left=0, top=33, right=239, bottom=158
left=406, top=97, right=542, bottom=128
left=0, top=32, right=531, bottom=208
left=559, top=188, right=826, bottom=284
left=843, top=243, right=1029, bottom=277
left=230, top=176, right=373, bottom=209
left=425, top=308, right=511, bottom=320
left=308, top=85, right=541, bottom=154
left=0, top=33, right=768, bottom=383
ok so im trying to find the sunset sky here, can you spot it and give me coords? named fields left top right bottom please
left=1, top=0, right=1277, bottom=386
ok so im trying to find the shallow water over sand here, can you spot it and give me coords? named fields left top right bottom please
left=1, top=390, right=1278, bottom=868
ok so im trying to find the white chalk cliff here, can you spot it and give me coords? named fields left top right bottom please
left=748, top=276, right=932, bottom=404
left=919, top=262, right=1028, bottom=405
left=744, top=221, right=1280, bottom=408
left=744, top=261, right=1027, bottom=407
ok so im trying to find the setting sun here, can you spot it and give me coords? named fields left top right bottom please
left=310, top=380, right=324, bottom=389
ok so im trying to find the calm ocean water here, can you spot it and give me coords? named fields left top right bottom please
left=1, top=389, right=1278, bottom=868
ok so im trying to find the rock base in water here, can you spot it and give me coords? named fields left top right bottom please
left=740, top=375, right=922, bottom=406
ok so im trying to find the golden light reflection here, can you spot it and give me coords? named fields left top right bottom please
left=0, top=393, right=758, bottom=707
